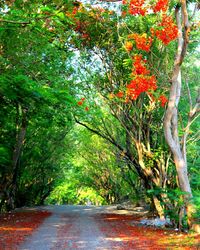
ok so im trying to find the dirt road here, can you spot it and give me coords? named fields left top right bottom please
left=17, top=205, right=199, bottom=250
left=19, top=205, right=113, bottom=250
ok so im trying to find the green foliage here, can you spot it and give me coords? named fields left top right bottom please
left=46, top=183, right=105, bottom=205
left=0, top=0, right=78, bottom=210
left=193, top=193, right=200, bottom=219
left=164, top=189, right=185, bottom=224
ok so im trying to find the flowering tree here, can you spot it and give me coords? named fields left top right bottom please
left=95, top=0, right=199, bottom=230
left=71, top=0, right=199, bottom=230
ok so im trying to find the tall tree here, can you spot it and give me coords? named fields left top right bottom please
left=163, top=1, right=199, bottom=229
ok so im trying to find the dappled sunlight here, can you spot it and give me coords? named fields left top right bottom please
left=103, top=217, right=119, bottom=221
left=105, top=236, right=134, bottom=242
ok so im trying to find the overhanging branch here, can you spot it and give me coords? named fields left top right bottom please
left=74, top=116, right=124, bottom=152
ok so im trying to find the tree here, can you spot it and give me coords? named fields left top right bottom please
left=70, top=0, right=199, bottom=229
left=0, top=0, right=76, bottom=210
left=163, top=1, right=199, bottom=229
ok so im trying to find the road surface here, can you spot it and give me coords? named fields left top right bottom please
left=19, top=205, right=114, bottom=250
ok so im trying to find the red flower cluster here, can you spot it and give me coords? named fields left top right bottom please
left=158, top=95, right=168, bottom=107
left=120, top=1, right=176, bottom=107
left=129, top=0, right=146, bottom=16
left=115, top=91, right=124, bottom=98
left=132, top=55, right=150, bottom=75
left=77, top=97, right=85, bottom=106
left=127, top=75, right=157, bottom=100
left=77, top=98, right=90, bottom=111
left=77, top=101, right=83, bottom=105
left=65, top=5, right=80, bottom=18
left=125, top=41, right=133, bottom=51
left=72, top=7, right=78, bottom=15
left=148, top=92, right=168, bottom=108
left=153, top=0, right=169, bottom=13
left=109, top=91, right=124, bottom=99
left=126, top=55, right=157, bottom=100
left=129, top=33, right=152, bottom=52
left=151, top=15, right=178, bottom=45
left=123, top=0, right=169, bottom=15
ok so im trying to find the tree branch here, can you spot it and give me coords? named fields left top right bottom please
left=74, top=116, right=125, bottom=152
left=0, top=19, right=30, bottom=24
left=0, top=13, right=57, bottom=26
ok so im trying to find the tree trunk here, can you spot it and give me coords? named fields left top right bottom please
left=164, top=3, right=196, bottom=230
left=8, top=105, right=28, bottom=210
left=152, top=196, right=165, bottom=219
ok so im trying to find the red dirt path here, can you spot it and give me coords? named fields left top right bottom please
left=0, top=210, right=51, bottom=250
